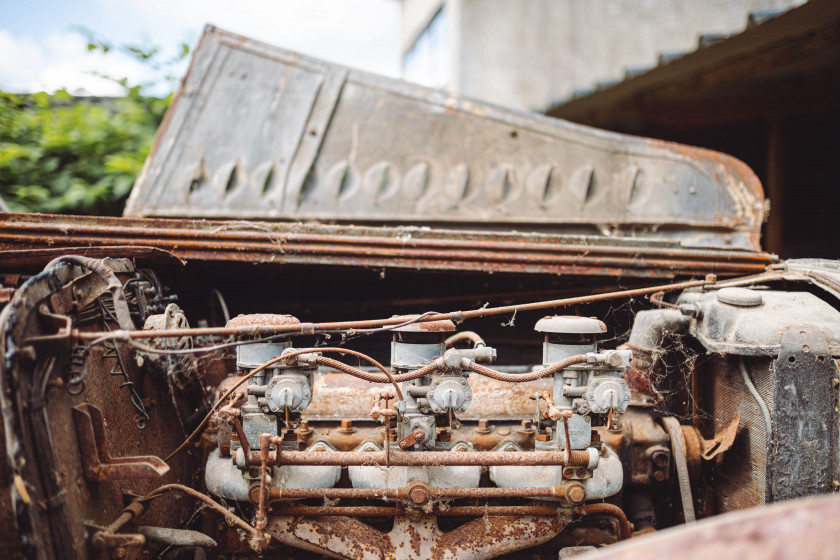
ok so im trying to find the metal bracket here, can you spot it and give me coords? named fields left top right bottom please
left=88, top=527, right=146, bottom=560
left=73, top=403, right=169, bottom=481
left=770, top=326, right=839, bottom=501
left=22, top=306, right=72, bottom=357
left=700, top=412, right=740, bottom=461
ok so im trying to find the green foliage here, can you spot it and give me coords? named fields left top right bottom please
left=0, top=28, right=191, bottom=215
left=0, top=88, right=171, bottom=215
left=73, top=26, right=193, bottom=91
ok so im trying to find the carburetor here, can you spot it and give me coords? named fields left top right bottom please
left=349, top=319, right=496, bottom=491
left=222, top=314, right=316, bottom=458
left=239, top=343, right=316, bottom=447
left=491, top=316, right=629, bottom=501
left=206, top=315, right=339, bottom=501
left=391, top=319, right=495, bottom=450
left=536, top=315, right=631, bottom=451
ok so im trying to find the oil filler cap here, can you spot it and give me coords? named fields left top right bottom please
left=716, top=287, right=763, bottom=307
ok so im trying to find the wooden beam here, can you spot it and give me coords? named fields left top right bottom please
left=635, top=70, right=840, bottom=127
left=765, top=119, right=784, bottom=255
left=551, top=16, right=840, bottom=128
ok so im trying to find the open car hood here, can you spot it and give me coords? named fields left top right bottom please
left=125, top=26, right=765, bottom=252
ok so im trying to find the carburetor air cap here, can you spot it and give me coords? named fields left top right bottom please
left=536, top=315, right=606, bottom=364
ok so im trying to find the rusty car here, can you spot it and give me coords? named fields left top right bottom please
left=1, top=26, right=838, bottom=560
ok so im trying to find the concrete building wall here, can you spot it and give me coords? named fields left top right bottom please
left=401, top=0, right=805, bottom=111
left=401, top=0, right=445, bottom=54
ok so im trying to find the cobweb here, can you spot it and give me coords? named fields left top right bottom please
left=600, top=293, right=715, bottom=424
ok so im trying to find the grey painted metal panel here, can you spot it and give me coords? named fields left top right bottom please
left=127, top=26, right=765, bottom=250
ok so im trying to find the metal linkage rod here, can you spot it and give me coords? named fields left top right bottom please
left=271, top=505, right=564, bottom=517
left=264, top=484, right=582, bottom=503
left=74, top=277, right=716, bottom=341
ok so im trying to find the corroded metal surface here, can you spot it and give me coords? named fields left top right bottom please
left=72, top=403, right=169, bottom=481
left=580, top=494, right=840, bottom=560
left=0, top=246, right=184, bottom=272
left=272, top=505, right=563, bottom=517
left=5, top=21, right=840, bottom=560
left=265, top=484, right=577, bottom=502
left=3, top=250, right=838, bottom=559
left=0, top=258, right=192, bottom=559
left=268, top=514, right=570, bottom=560
left=127, top=27, right=765, bottom=252
left=0, top=212, right=773, bottom=279
left=392, top=316, right=457, bottom=332
left=252, top=448, right=590, bottom=467
left=226, top=313, right=300, bottom=328
left=308, top=371, right=551, bottom=419
left=578, top=503, right=632, bottom=540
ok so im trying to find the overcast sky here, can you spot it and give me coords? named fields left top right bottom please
left=0, top=0, right=401, bottom=95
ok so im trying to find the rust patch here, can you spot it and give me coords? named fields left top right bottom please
left=0, top=212, right=774, bottom=280
left=308, top=372, right=552, bottom=419
left=226, top=313, right=300, bottom=328
left=577, top=503, right=631, bottom=540
left=433, top=515, right=567, bottom=560
left=258, top=448, right=590, bottom=468
left=406, top=520, right=422, bottom=557
left=72, top=403, right=170, bottom=481
left=700, top=412, right=740, bottom=460
left=277, top=516, right=396, bottom=559
left=391, top=315, right=456, bottom=332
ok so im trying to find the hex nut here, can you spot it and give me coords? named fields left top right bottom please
left=566, top=483, right=586, bottom=505
left=651, top=450, right=670, bottom=468
left=408, top=484, right=429, bottom=505
left=604, top=351, right=623, bottom=367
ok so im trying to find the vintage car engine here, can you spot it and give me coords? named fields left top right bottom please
left=2, top=24, right=839, bottom=560
left=2, top=256, right=840, bottom=560
left=203, top=314, right=632, bottom=513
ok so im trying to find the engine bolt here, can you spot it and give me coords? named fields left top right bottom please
left=476, top=419, right=491, bottom=434
left=338, top=419, right=356, bottom=434
left=566, top=483, right=586, bottom=505
left=408, top=484, right=430, bottom=505
left=651, top=450, right=670, bottom=468
left=518, top=419, right=534, bottom=433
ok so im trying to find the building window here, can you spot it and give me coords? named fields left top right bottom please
left=402, top=7, right=450, bottom=88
